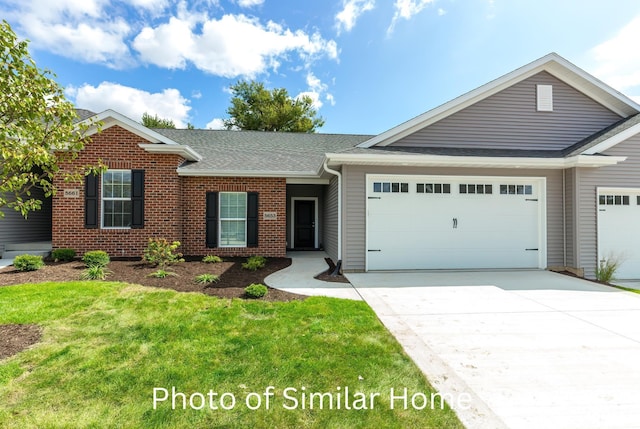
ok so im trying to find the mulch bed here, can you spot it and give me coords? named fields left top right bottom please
left=0, top=324, right=42, bottom=360
left=0, top=257, right=307, bottom=302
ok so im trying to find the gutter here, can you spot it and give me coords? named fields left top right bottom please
left=323, top=159, right=342, bottom=275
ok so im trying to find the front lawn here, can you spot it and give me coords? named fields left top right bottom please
left=0, top=282, right=463, bottom=428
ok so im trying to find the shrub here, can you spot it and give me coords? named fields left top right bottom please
left=244, top=283, right=268, bottom=298
left=143, top=238, right=184, bottom=269
left=202, top=255, right=223, bottom=263
left=81, top=266, right=111, bottom=281
left=51, top=248, right=76, bottom=262
left=242, top=256, right=267, bottom=271
left=149, top=269, right=177, bottom=278
left=13, top=254, right=44, bottom=272
left=596, top=257, right=620, bottom=283
left=82, top=250, right=110, bottom=268
left=195, top=273, right=220, bottom=285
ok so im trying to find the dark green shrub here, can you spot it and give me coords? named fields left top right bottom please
left=82, top=250, right=110, bottom=268
left=143, top=238, right=184, bottom=269
left=81, top=266, right=111, bottom=280
left=242, top=256, right=267, bottom=271
left=202, top=255, right=223, bottom=263
left=13, top=254, right=45, bottom=272
left=244, top=283, right=268, bottom=298
left=52, top=248, right=76, bottom=262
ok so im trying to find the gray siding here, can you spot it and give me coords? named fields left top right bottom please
left=576, top=135, right=640, bottom=278
left=391, top=72, right=622, bottom=150
left=323, top=176, right=339, bottom=262
left=342, top=165, right=563, bottom=272
left=0, top=189, right=52, bottom=247
left=286, top=184, right=324, bottom=249
left=564, top=168, right=577, bottom=268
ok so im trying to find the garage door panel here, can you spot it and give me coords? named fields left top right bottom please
left=367, top=176, right=543, bottom=271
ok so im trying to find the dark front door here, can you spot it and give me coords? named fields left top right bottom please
left=294, top=200, right=315, bottom=248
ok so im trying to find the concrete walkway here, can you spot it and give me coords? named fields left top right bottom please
left=346, top=270, right=640, bottom=429
left=265, top=251, right=362, bottom=300
left=0, top=259, right=13, bottom=269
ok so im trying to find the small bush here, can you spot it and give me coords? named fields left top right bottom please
left=82, top=250, right=110, bottom=268
left=149, top=269, right=177, bottom=278
left=143, top=238, right=184, bottom=269
left=81, top=266, right=111, bottom=281
left=202, top=255, right=223, bottom=263
left=244, top=283, right=268, bottom=298
left=596, top=257, right=620, bottom=283
left=242, top=256, right=267, bottom=271
left=195, top=273, right=220, bottom=285
left=13, top=254, right=45, bottom=272
left=52, top=248, right=76, bottom=262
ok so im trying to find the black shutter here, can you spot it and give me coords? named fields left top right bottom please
left=247, top=192, right=259, bottom=248
left=206, top=192, right=218, bottom=248
left=131, top=170, right=144, bottom=229
left=84, top=173, right=99, bottom=228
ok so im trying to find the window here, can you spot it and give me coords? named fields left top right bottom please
left=416, top=183, right=451, bottom=194
left=102, top=170, right=132, bottom=228
left=500, top=184, right=533, bottom=195
left=220, top=192, right=247, bottom=247
left=460, top=184, right=493, bottom=195
left=372, top=182, right=409, bottom=193
left=599, top=194, right=630, bottom=206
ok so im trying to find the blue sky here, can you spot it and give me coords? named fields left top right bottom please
left=2, top=0, right=640, bottom=133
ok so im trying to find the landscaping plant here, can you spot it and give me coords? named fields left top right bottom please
left=242, top=255, right=267, bottom=271
left=596, top=256, right=620, bottom=283
left=244, top=283, right=268, bottom=298
left=81, top=266, right=111, bottom=281
left=202, top=255, right=222, bottom=263
left=148, top=269, right=177, bottom=279
left=194, top=273, right=220, bottom=285
left=51, top=248, right=76, bottom=262
left=13, top=254, right=44, bottom=272
left=82, top=251, right=110, bottom=268
left=143, top=238, right=184, bottom=270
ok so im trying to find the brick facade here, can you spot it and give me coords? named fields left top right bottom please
left=53, top=125, right=287, bottom=258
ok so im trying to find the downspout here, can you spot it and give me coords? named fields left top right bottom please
left=562, top=169, right=567, bottom=268
left=323, top=159, right=342, bottom=275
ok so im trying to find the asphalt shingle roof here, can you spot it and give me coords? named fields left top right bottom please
left=563, top=113, right=640, bottom=156
left=154, top=129, right=373, bottom=174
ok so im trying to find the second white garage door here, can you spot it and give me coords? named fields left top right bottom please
left=366, top=175, right=546, bottom=271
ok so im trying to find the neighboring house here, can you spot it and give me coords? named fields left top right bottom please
left=40, top=53, right=640, bottom=279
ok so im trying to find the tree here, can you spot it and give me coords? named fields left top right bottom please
left=0, top=20, right=102, bottom=218
left=224, top=80, right=325, bottom=132
left=141, top=112, right=176, bottom=129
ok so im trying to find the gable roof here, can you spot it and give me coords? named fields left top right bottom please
left=358, top=53, right=640, bottom=148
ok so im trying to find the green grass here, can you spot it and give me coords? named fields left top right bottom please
left=0, top=282, right=463, bottom=429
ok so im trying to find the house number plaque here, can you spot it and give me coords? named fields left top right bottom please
left=263, top=212, right=277, bottom=220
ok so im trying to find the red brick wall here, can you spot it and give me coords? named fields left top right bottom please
left=53, top=125, right=184, bottom=257
left=53, top=124, right=287, bottom=258
left=181, top=177, right=286, bottom=257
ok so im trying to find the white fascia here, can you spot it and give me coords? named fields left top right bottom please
left=581, top=121, right=640, bottom=155
left=79, top=110, right=180, bottom=145
left=138, top=144, right=202, bottom=161
left=325, top=153, right=627, bottom=169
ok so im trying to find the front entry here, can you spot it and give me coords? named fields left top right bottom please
left=293, top=199, right=316, bottom=248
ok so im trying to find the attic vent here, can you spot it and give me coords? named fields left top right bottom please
left=537, top=84, right=553, bottom=111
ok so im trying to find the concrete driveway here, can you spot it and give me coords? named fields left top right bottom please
left=346, top=270, right=640, bottom=429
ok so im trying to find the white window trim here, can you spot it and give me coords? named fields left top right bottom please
left=290, top=197, right=319, bottom=249
left=219, top=192, right=248, bottom=248
left=101, top=169, right=132, bottom=230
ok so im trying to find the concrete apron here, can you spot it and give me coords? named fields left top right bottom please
left=346, top=270, right=640, bottom=429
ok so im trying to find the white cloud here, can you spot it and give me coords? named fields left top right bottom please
left=132, top=13, right=338, bottom=77
left=438, top=8, right=446, bottom=16
left=67, top=82, right=191, bottom=127
left=296, top=72, right=334, bottom=109
left=335, top=0, right=375, bottom=34
left=192, top=90, right=202, bottom=99
left=237, top=0, right=264, bottom=7
left=591, top=15, right=640, bottom=91
left=206, top=118, right=227, bottom=129
left=387, top=0, right=435, bottom=35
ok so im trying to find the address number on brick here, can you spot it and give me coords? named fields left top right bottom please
left=263, top=212, right=277, bottom=220
left=63, top=189, right=81, bottom=198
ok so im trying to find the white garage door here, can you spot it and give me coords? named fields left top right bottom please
left=367, top=175, right=545, bottom=271
left=598, top=188, right=640, bottom=279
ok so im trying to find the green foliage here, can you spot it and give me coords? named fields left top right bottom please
left=80, top=266, right=111, bottom=281
left=148, top=269, right=177, bottom=279
left=51, top=248, right=76, bottom=262
left=224, top=80, right=325, bottom=132
left=0, top=21, right=105, bottom=218
left=13, top=254, right=44, bottom=272
left=143, top=238, right=185, bottom=270
left=82, top=251, right=110, bottom=268
left=194, top=273, right=220, bottom=285
left=141, top=112, right=176, bottom=129
left=202, top=255, right=222, bottom=263
left=244, top=283, right=268, bottom=298
left=596, top=257, right=620, bottom=283
left=242, top=255, right=267, bottom=271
